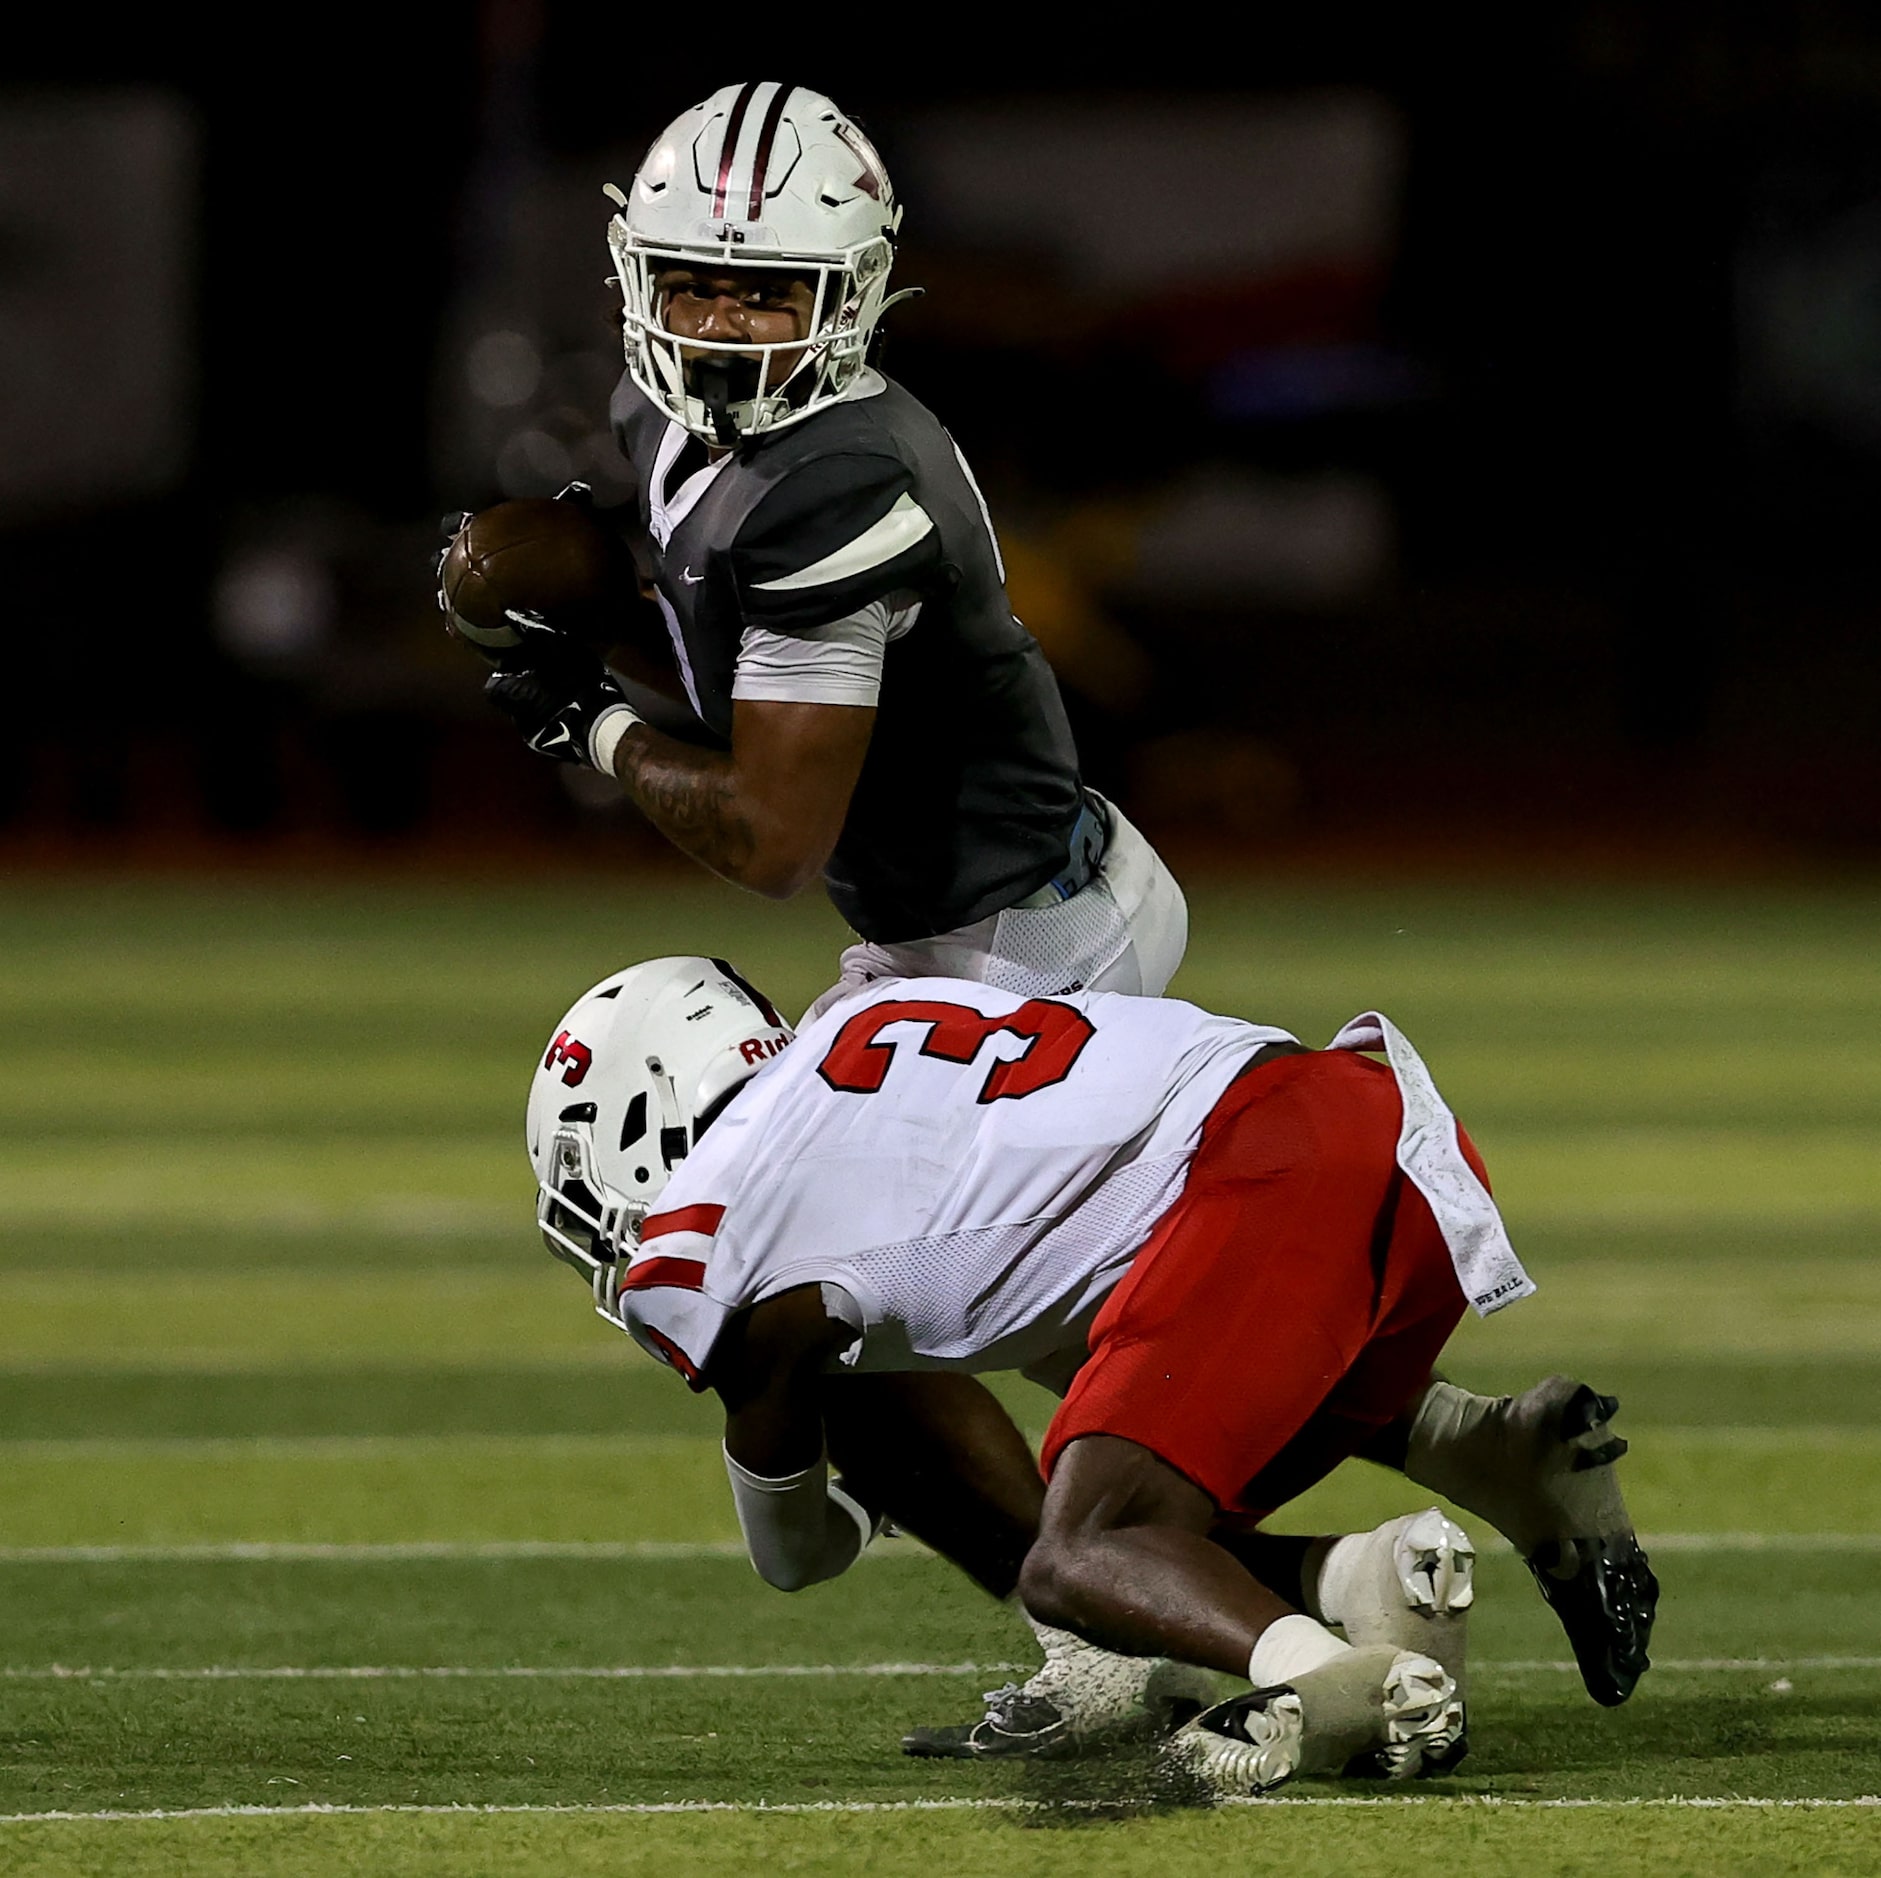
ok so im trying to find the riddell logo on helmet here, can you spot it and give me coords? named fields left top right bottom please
left=543, top=1031, right=593, bottom=1086
left=738, top=1034, right=790, bottom=1065
left=831, top=120, right=885, bottom=201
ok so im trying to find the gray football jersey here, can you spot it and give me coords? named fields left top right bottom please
left=607, top=371, right=1084, bottom=944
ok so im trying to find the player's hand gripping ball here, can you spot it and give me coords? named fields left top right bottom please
left=437, top=497, right=620, bottom=661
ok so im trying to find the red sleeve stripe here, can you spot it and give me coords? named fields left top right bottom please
left=641, top=1203, right=726, bottom=1242
left=618, top=1256, right=706, bottom=1293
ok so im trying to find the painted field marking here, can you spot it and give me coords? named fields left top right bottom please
left=0, top=1662, right=1023, bottom=1682
left=5, top=1656, right=1878, bottom=1682
left=2, top=1797, right=1878, bottom=1826
left=0, top=1540, right=752, bottom=1564
left=0, top=1433, right=703, bottom=1459
left=1474, top=1655, right=1881, bottom=1675
left=6, top=1423, right=1881, bottom=1462
left=1641, top=1532, right=1881, bottom=1553
left=2, top=1532, right=1880, bottom=1564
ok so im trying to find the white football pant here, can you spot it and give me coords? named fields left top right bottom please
left=804, top=795, right=1189, bottom=1023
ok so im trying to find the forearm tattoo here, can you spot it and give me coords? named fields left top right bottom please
left=612, top=728, right=759, bottom=882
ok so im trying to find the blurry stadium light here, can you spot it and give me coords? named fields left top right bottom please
left=467, top=329, right=543, bottom=407
left=213, top=547, right=336, bottom=668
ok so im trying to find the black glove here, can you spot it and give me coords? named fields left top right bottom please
left=485, top=639, right=639, bottom=768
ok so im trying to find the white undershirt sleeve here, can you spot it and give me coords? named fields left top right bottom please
left=730, top=592, right=922, bottom=708
left=722, top=1444, right=876, bottom=1592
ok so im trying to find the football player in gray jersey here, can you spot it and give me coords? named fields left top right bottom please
left=466, top=80, right=1191, bottom=1758
left=477, top=82, right=1186, bottom=1020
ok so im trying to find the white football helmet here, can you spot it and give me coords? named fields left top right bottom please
left=606, top=82, right=910, bottom=444
left=526, top=955, right=793, bottom=1312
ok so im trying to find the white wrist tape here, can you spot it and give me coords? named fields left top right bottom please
left=722, top=1444, right=871, bottom=1592
left=588, top=701, right=643, bottom=775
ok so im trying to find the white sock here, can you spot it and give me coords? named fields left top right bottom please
left=1248, top=1612, right=1353, bottom=1688
left=1310, top=1531, right=1378, bottom=1630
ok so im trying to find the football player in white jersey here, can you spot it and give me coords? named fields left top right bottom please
left=525, top=958, right=1658, bottom=1793
left=456, top=83, right=1187, bottom=1018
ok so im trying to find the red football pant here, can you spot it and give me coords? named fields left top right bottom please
left=1041, top=1051, right=1480, bottom=1518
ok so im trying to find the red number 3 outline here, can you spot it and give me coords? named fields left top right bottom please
left=817, top=998, right=1096, bottom=1103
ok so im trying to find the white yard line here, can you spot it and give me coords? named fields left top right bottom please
left=7, top=1424, right=1880, bottom=1452
left=0, top=1433, right=703, bottom=1459
left=1473, top=1655, right=1881, bottom=1674
left=2, top=1532, right=1879, bottom=1564
left=1639, top=1532, right=1881, bottom=1552
left=2, top=1797, right=1878, bottom=1825
left=0, top=1662, right=1022, bottom=1681
left=0, top=1540, right=753, bottom=1563
left=5, top=1655, right=1878, bottom=1682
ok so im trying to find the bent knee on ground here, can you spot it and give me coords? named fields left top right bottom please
left=1020, top=1433, right=1219, bottom=1629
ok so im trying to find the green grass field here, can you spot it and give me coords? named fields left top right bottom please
left=3, top=868, right=1878, bottom=1876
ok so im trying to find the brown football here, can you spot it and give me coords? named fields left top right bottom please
left=440, top=498, right=623, bottom=658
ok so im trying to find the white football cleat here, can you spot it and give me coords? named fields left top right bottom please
left=901, top=1618, right=1214, bottom=1759
left=1163, top=1645, right=1460, bottom=1801
left=1313, top=1508, right=1474, bottom=1723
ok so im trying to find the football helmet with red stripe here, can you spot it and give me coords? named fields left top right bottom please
left=607, top=83, right=909, bottom=444
left=526, top=956, right=793, bottom=1311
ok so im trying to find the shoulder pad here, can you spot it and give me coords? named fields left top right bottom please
left=731, top=453, right=940, bottom=632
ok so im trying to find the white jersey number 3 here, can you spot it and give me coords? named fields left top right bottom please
left=817, top=997, right=1095, bottom=1104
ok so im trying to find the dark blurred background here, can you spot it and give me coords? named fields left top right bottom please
left=7, top=5, right=1881, bottom=874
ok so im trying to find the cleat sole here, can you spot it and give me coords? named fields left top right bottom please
left=1169, top=1648, right=1459, bottom=1800
left=1526, top=1531, right=1660, bottom=1706
left=1396, top=1507, right=1476, bottom=1617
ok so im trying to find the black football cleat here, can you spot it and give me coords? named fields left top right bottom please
left=902, top=1684, right=1080, bottom=1760
left=1527, top=1530, right=1660, bottom=1707
left=1406, top=1374, right=1659, bottom=1706
left=1521, top=1380, right=1659, bottom=1706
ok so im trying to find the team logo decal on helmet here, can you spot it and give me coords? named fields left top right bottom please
left=525, top=955, right=793, bottom=1318
left=605, top=82, right=917, bottom=445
